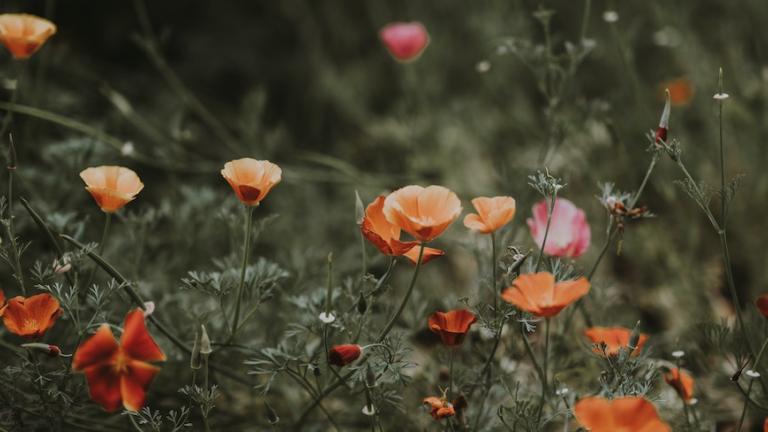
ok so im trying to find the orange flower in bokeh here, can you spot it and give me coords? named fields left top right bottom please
left=0, top=293, right=62, bottom=338
left=584, top=326, right=648, bottom=356
left=72, top=309, right=166, bottom=412
left=380, top=22, right=430, bottom=63
left=328, top=344, right=361, bottom=367
left=382, top=185, right=462, bottom=243
left=423, top=396, right=455, bottom=420
left=574, top=396, right=670, bottom=432
left=764, top=417, right=768, bottom=432
left=0, top=14, right=56, bottom=59
left=221, top=158, right=282, bottom=206
left=661, top=78, right=694, bottom=106
left=664, top=367, right=694, bottom=402
left=428, top=309, right=477, bottom=347
left=80, top=166, right=144, bottom=213
left=463, top=196, right=516, bottom=234
left=756, top=293, right=768, bottom=318
left=361, top=195, right=444, bottom=265
left=501, top=272, right=590, bottom=318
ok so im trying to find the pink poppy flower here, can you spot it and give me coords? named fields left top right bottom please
left=527, top=198, right=590, bottom=258
left=379, top=22, right=429, bottom=62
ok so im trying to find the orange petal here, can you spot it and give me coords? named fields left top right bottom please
left=83, top=364, right=122, bottom=412
left=120, top=309, right=166, bottom=363
left=403, top=246, right=444, bottom=265
left=72, top=324, right=120, bottom=371
left=221, top=158, right=282, bottom=206
left=121, top=360, right=161, bottom=412
left=0, top=14, right=56, bottom=59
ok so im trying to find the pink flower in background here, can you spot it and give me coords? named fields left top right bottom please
left=379, top=22, right=429, bottom=62
left=527, top=198, right=591, bottom=258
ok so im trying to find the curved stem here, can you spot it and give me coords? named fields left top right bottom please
left=377, top=243, right=425, bottom=342
left=534, top=192, right=557, bottom=272
left=231, top=206, right=254, bottom=338
left=84, top=212, right=111, bottom=291
left=737, top=378, right=754, bottom=432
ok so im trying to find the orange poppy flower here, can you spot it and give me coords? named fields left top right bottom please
left=756, top=293, right=768, bottom=318
left=0, top=293, right=62, bottom=338
left=72, top=309, right=166, bottom=412
left=221, top=158, right=282, bottom=206
left=428, top=309, right=477, bottom=347
left=79, top=166, right=144, bottom=213
left=423, top=396, right=455, bottom=420
left=584, top=326, right=648, bottom=356
left=664, top=368, right=694, bottom=402
left=500, top=272, right=590, bottom=318
left=382, top=185, right=462, bottom=243
left=361, top=195, right=445, bottom=265
left=0, top=289, right=5, bottom=308
left=0, top=14, right=56, bottom=59
left=328, top=344, right=361, bottom=367
left=463, top=196, right=516, bottom=234
left=574, top=396, right=671, bottom=432
left=764, top=417, right=768, bottom=432
left=661, top=78, right=694, bottom=106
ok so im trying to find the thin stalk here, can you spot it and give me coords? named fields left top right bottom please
left=754, top=336, right=768, bottom=368
left=231, top=206, right=255, bottom=337
left=84, top=212, right=111, bottom=291
left=448, top=348, right=455, bottom=398
left=521, top=324, right=546, bottom=388
left=377, top=243, right=425, bottom=341
left=537, top=318, right=551, bottom=425
left=534, top=192, right=558, bottom=272
left=491, top=232, right=498, bottom=311
left=5, top=159, right=25, bottom=293
left=579, top=0, right=592, bottom=41
left=737, top=378, right=754, bottom=432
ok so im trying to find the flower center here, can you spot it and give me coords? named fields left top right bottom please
left=113, top=350, right=130, bottom=374
left=22, top=318, right=39, bottom=332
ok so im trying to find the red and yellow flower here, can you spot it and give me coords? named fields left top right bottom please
left=583, top=326, right=648, bottom=357
left=79, top=166, right=144, bottom=213
left=0, top=292, right=62, bottom=338
left=0, top=14, right=56, bottom=59
left=427, top=309, right=477, bottom=347
left=501, top=272, right=590, bottom=318
left=221, top=158, right=281, bottom=206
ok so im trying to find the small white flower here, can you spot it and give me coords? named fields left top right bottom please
left=555, top=387, right=569, bottom=396
left=687, top=397, right=698, bottom=406
left=671, top=350, right=685, bottom=359
left=121, top=141, right=135, bottom=156
left=476, top=60, right=491, bottom=74
left=746, top=369, right=761, bottom=378
left=362, top=405, right=376, bottom=416
left=143, top=301, right=156, bottom=317
left=602, top=10, right=619, bottom=23
left=713, top=93, right=730, bottom=100
left=319, top=312, right=336, bottom=324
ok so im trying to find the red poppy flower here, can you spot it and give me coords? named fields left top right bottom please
left=72, top=309, right=166, bottom=412
left=664, top=368, right=694, bottom=402
left=584, top=326, right=648, bottom=356
left=361, top=195, right=444, bottom=265
left=380, top=22, right=429, bottom=62
left=501, top=272, right=590, bottom=318
left=423, top=396, right=455, bottom=420
left=756, top=293, right=768, bottom=318
left=0, top=293, right=62, bottom=338
left=574, top=396, right=670, bottom=432
left=327, top=344, right=361, bottom=367
left=428, top=309, right=477, bottom=347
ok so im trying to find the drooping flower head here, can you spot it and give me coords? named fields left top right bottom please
left=0, top=293, right=62, bottom=338
left=527, top=198, right=590, bottom=258
left=574, top=396, right=671, bottom=432
left=422, top=396, right=455, bottom=420
left=379, top=22, right=429, bottom=62
left=79, top=166, right=144, bottom=213
left=0, top=14, right=56, bottom=59
left=463, top=196, right=516, bottom=234
left=72, top=309, right=166, bottom=412
left=221, top=158, right=282, bottom=206
left=664, top=367, right=694, bottom=402
left=427, top=309, right=477, bottom=347
left=328, top=344, right=362, bottom=367
left=501, top=272, right=590, bottom=318
left=361, top=195, right=444, bottom=265
left=383, top=185, right=462, bottom=243
left=584, top=326, right=648, bottom=357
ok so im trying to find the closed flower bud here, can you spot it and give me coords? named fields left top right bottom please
left=190, top=326, right=203, bottom=370
left=357, top=292, right=368, bottom=314
left=328, top=344, right=362, bottom=367
left=22, top=342, right=62, bottom=357
left=199, top=324, right=212, bottom=356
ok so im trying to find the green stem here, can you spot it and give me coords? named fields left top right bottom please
left=84, top=212, right=111, bottom=291
left=231, top=206, right=254, bottom=338
left=491, top=232, right=498, bottom=311
left=448, top=348, right=455, bottom=398
left=521, top=324, right=546, bottom=389
left=377, top=243, right=425, bottom=342
left=737, top=378, right=753, bottom=432
left=579, top=0, right=592, bottom=41
left=534, top=191, right=558, bottom=272
left=754, top=336, right=768, bottom=368
left=5, top=163, right=25, bottom=293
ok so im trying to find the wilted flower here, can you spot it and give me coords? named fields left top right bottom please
left=584, top=326, right=649, bottom=356
left=327, top=344, right=362, bottom=367
left=427, top=309, right=477, bottom=347
left=463, top=196, right=516, bottom=234
left=422, top=396, right=455, bottom=420
left=0, top=293, right=62, bottom=339
left=574, top=396, right=671, bottom=432
left=664, top=367, right=694, bottom=402
left=0, top=14, right=56, bottom=59
left=383, top=185, right=462, bottom=243
left=221, top=158, right=282, bottom=206
left=72, top=309, right=166, bottom=412
left=527, top=198, right=590, bottom=258
left=501, top=272, right=590, bottom=318
left=379, top=22, right=429, bottom=62
left=79, top=166, right=144, bottom=213
left=361, top=195, right=444, bottom=264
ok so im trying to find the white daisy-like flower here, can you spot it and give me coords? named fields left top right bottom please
left=319, top=312, right=336, bottom=324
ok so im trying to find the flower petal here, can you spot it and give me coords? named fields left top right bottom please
left=73, top=324, right=119, bottom=370
left=120, top=309, right=166, bottom=363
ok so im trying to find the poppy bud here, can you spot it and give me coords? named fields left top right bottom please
left=190, top=326, right=202, bottom=370
left=355, top=190, right=365, bottom=225
left=328, top=344, right=362, bottom=367
left=655, top=89, right=671, bottom=145
left=22, top=342, right=61, bottom=357
left=357, top=292, right=367, bottom=314
left=199, top=324, right=212, bottom=356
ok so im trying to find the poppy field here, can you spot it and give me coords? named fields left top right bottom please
left=2, top=1, right=768, bottom=431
